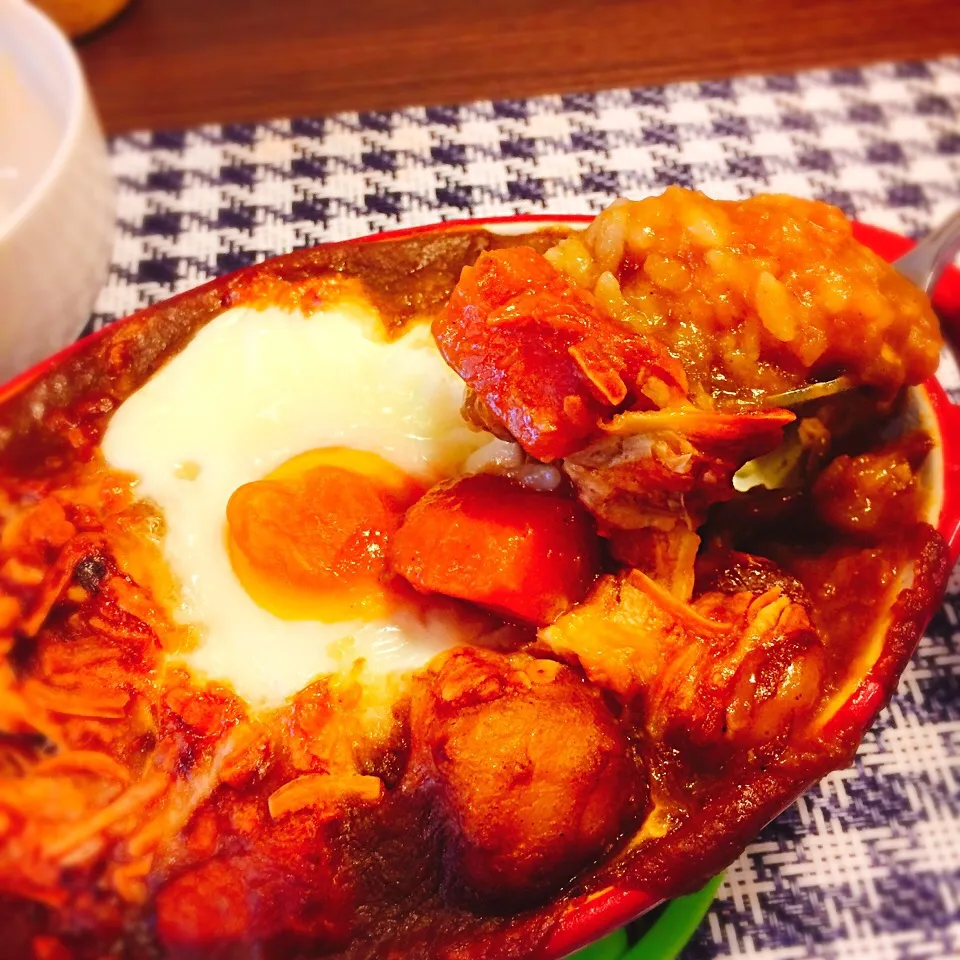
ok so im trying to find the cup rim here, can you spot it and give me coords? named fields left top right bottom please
left=0, top=0, right=88, bottom=240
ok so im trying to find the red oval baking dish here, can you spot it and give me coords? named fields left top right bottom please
left=0, top=214, right=957, bottom=960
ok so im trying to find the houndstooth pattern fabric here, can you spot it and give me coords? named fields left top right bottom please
left=90, top=57, right=960, bottom=960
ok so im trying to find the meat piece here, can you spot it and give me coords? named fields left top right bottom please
left=410, top=648, right=643, bottom=905
left=563, top=407, right=795, bottom=596
left=391, top=473, right=600, bottom=626
left=433, top=246, right=687, bottom=461
left=666, top=587, right=824, bottom=756
left=608, top=525, right=701, bottom=600
left=539, top=571, right=695, bottom=700
left=570, top=408, right=796, bottom=521
left=540, top=567, right=825, bottom=765
left=694, top=548, right=809, bottom=604
left=813, top=431, right=933, bottom=537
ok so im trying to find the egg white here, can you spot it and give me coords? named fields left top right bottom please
left=101, top=295, right=491, bottom=707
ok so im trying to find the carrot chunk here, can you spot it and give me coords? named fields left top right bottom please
left=392, top=473, right=600, bottom=626
left=433, top=246, right=686, bottom=461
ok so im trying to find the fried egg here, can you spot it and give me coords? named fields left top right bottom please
left=101, top=289, right=492, bottom=706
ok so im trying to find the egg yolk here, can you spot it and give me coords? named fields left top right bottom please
left=226, top=448, right=423, bottom=621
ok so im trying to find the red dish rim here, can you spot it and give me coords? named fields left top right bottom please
left=1, top=214, right=958, bottom=959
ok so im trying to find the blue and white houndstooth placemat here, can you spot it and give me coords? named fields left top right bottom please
left=90, top=56, right=960, bottom=960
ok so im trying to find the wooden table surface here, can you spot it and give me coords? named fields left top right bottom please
left=79, top=0, right=960, bottom=135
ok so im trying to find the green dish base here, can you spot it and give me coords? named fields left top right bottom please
left=570, top=874, right=723, bottom=960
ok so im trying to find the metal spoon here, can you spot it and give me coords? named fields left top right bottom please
left=767, top=209, right=960, bottom=408
left=895, top=207, right=960, bottom=294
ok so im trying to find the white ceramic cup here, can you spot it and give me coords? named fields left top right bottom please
left=0, top=0, right=115, bottom=380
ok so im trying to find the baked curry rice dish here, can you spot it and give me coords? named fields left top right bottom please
left=0, top=187, right=949, bottom=959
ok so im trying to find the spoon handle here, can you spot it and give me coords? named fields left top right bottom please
left=894, top=209, right=960, bottom=294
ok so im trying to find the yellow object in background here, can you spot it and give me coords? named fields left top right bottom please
left=32, top=0, right=130, bottom=38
